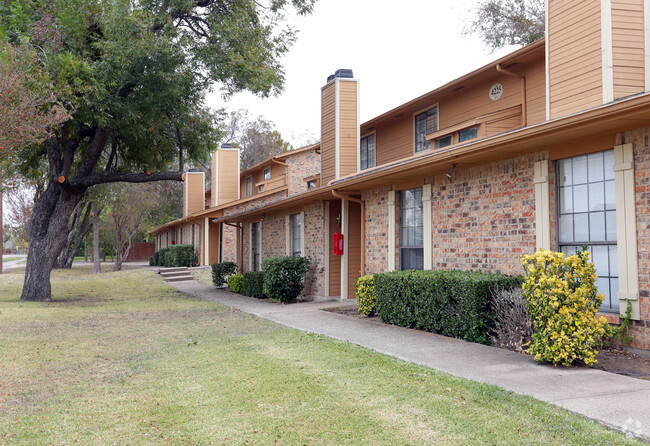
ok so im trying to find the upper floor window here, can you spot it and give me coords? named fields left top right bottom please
left=458, top=126, right=478, bottom=143
left=245, top=176, right=252, bottom=197
left=414, top=107, right=438, bottom=153
left=263, top=168, right=271, bottom=180
left=360, top=133, right=376, bottom=170
left=307, top=180, right=317, bottom=189
left=434, top=135, right=452, bottom=150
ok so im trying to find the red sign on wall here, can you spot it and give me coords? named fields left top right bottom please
left=333, top=233, right=344, bottom=255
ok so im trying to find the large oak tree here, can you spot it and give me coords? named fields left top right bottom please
left=1, top=0, right=315, bottom=301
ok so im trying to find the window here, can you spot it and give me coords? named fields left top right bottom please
left=414, top=107, right=438, bottom=152
left=245, top=176, right=252, bottom=197
left=557, top=150, right=618, bottom=311
left=191, top=224, right=195, bottom=247
left=360, top=133, right=376, bottom=170
left=458, top=126, right=478, bottom=143
left=264, top=168, right=271, bottom=180
left=435, top=135, right=452, bottom=149
left=291, top=213, right=302, bottom=256
left=307, top=180, right=317, bottom=189
left=400, top=188, right=424, bottom=270
left=251, top=221, right=261, bottom=271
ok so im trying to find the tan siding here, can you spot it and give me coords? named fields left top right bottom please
left=321, top=82, right=336, bottom=184
left=612, top=0, right=645, bottom=99
left=185, top=173, right=204, bottom=216
left=523, top=59, right=547, bottom=124
left=209, top=222, right=220, bottom=265
left=549, top=0, right=603, bottom=118
left=339, top=80, right=359, bottom=177
left=329, top=201, right=341, bottom=296
left=217, top=150, right=239, bottom=206
left=347, top=201, right=361, bottom=299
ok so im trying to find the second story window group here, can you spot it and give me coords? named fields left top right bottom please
left=415, top=106, right=438, bottom=153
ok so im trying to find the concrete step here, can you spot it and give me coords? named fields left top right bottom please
left=159, top=267, right=189, bottom=274
left=164, top=274, right=194, bottom=282
left=158, top=267, right=194, bottom=282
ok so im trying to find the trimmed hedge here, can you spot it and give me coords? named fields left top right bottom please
left=241, top=271, right=266, bottom=298
left=151, top=245, right=198, bottom=267
left=262, top=256, right=311, bottom=303
left=374, top=270, right=523, bottom=344
left=227, top=274, right=244, bottom=293
left=211, top=261, right=238, bottom=287
left=355, top=275, right=376, bottom=316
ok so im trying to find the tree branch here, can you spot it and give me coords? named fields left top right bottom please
left=69, top=171, right=184, bottom=188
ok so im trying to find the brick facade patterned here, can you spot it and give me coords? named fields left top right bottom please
left=429, top=153, right=540, bottom=276
left=303, top=201, right=327, bottom=297
left=221, top=224, right=237, bottom=263
left=617, top=126, right=650, bottom=350
left=362, top=186, right=391, bottom=275
left=261, top=213, right=287, bottom=261
left=287, top=148, right=321, bottom=196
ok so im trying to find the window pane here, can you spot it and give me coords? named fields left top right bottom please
left=589, top=212, right=605, bottom=241
left=597, top=277, right=611, bottom=310
left=574, top=213, right=589, bottom=241
left=605, top=210, right=617, bottom=241
left=588, top=182, right=604, bottom=211
left=435, top=135, right=452, bottom=149
left=573, top=155, right=588, bottom=184
left=559, top=187, right=573, bottom=214
left=605, top=180, right=615, bottom=210
left=587, top=152, right=604, bottom=182
left=592, top=245, right=609, bottom=276
left=458, top=126, right=478, bottom=142
left=610, top=278, right=619, bottom=311
left=559, top=215, right=573, bottom=242
left=604, top=149, right=615, bottom=180
left=609, top=245, right=618, bottom=276
left=559, top=158, right=572, bottom=186
left=573, top=184, right=588, bottom=212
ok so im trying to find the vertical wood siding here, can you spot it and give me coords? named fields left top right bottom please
left=338, top=80, right=359, bottom=177
left=321, top=82, right=336, bottom=184
left=612, top=0, right=645, bottom=99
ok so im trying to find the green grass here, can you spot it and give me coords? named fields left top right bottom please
left=2, top=257, right=25, bottom=262
left=0, top=267, right=643, bottom=445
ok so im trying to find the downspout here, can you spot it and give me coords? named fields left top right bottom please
left=496, top=64, right=527, bottom=127
left=331, top=190, right=366, bottom=276
left=271, top=157, right=290, bottom=191
left=224, top=221, right=244, bottom=270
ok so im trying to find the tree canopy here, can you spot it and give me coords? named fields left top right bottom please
left=465, top=0, right=545, bottom=51
left=0, top=0, right=316, bottom=301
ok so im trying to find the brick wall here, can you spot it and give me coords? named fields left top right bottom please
left=428, top=153, right=539, bottom=275
left=303, top=201, right=327, bottom=297
left=261, top=213, right=286, bottom=261
left=363, top=186, right=391, bottom=275
left=287, top=149, right=321, bottom=196
left=221, top=224, right=237, bottom=263
left=617, top=126, right=650, bottom=350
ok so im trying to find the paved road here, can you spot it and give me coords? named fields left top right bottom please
left=171, top=279, right=650, bottom=442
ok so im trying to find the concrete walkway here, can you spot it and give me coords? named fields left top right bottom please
left=170, top=280, right=650, bottom=441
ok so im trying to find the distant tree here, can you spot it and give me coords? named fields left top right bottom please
left=465, top=0, right=545, bottom=51
left=3, top=184, right=36, bottom=250
left=224, top=110, right=291, bottom=170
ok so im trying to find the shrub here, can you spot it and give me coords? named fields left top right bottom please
left=262, top=256, right=311, bottom=303
left=149, top=256, right=155, bottom=266
left=154, top=245, right=197, bottom=267
left=227, top=274, right=244, bottom=293
left=355, top=275, right=376, bottom=316
left=211, top=262, right=238, bottom=287
left=374, top=269, right=522, bottom=344
left=242, top=271, right=266, bottom=298
left=490, top=288, right=532, bottom=353
left=521, top=249, right=610, bottom=366
left=162, top=249, right=176, bottom=267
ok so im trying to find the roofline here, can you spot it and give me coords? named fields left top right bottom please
left=360, top=39, right=545, bottom=130
left=239, top=142, right=320, bottom=177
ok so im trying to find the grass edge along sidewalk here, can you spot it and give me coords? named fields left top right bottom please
left=0, top=265, right=645, bottom=445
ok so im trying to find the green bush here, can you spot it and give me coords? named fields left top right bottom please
left=521, top=249, right=610, bottom=366
left=262, top=256, right=311, bottom=303
left=227, top=274, right=244, bottom=293
left=149, top=256, right=155, bottom=266
left=355, top=275, right=376, bottom=316
left=242, top=271, right=266, bottom=298
left=211, top=261, right=238, bottom=286
left=374, top=269, right=523, bottom=344
left=154, top=245, right=197, bottom=267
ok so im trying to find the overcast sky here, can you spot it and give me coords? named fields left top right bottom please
left=206, top=0, right=520, bottom=147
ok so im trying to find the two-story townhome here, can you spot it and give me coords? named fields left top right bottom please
left=152, top=0, right=650, bottom=350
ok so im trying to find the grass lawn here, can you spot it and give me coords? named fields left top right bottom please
left=0, top=267, right=643, bottom=445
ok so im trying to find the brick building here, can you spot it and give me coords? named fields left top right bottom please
left=152, top=0, right=650, bottom=350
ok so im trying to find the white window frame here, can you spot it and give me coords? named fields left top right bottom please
left=263, top=168, right=271, bottom=181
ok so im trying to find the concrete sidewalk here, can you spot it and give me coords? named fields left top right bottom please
left=171, top=280, right=650, bottom=441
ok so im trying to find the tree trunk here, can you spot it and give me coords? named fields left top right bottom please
left=63, top=203, right=92, bottom=269
left=93, top=204, right=102, bottom=274
left=20, top=182, right=85, bottom=301
left=56, top=203, right=84, bottom=268
left=114, top=224, right=124, bottom=271
left=84, top=233, right=88, bottom=262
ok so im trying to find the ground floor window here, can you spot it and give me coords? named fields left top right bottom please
left=557, top=150, right=618, bottom=311
left=291, top=213, right=302, bottom=256
left=400, top=187, right=424, bottom=270
left=252, top=222, right=261, bottom=271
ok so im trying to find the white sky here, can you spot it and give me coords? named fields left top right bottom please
left=206, top=0, right=520, bottom=148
